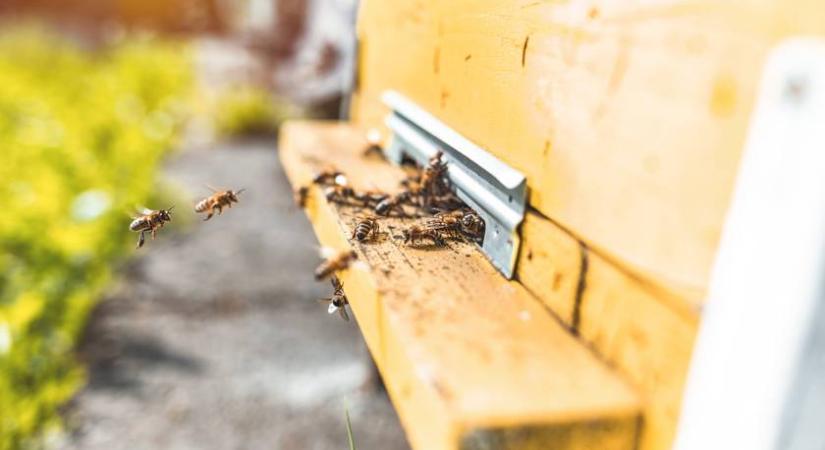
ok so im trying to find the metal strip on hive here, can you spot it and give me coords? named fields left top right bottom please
left=381, top=90, right=527, bottom=278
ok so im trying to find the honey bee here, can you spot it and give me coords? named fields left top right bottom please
left=362, top=128, right=384, bottom=159
left=129, top=206, right=174, bottom=248
left=195, top=186, right=246, bottom=221
left=401, top=224, right=446, bottom=247
left=357, top=190, right=390, bottom=208
left=294, top=186, right=309, bottom=208
left=352, top=216, right=380, bottom=242
left=312, top=168, right=346, bottom=186
left=314, top=249, right=359, bottom=281
left=425, top=209, right=485, bottom=242
left=318, top=276, right=350, bottom=321
left=375, top=191, right=412, bottom=216
left=421, top=151, right=449, bottom=194
left=324, top=185, right=359, bottom=205
left=459, top=210, right=485, bottom=240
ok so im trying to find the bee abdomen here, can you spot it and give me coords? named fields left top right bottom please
left=194, top=198, right=211, bottom=213
left=129, top=218, right=149, bottom=231
left=354, top=223, right=372, bottom=241
left=314, top=263, right=331, bottom=280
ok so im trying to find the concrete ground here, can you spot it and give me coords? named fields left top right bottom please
left=58, top=140, right=410, bottom=450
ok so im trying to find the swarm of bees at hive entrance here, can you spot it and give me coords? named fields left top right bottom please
left=304, top=143, right=486, bottom=247
left=298, top=130, right=488, bottom=321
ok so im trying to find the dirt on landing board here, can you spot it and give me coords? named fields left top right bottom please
left=57, top=140, right=410, bottom=450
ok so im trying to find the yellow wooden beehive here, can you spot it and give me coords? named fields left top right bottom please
left=279, top=1, right=825, bottom=449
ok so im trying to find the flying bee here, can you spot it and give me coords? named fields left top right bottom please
left=195, top=186, right=245, bottom=221
left=314, top=248, right=360, bottom=281
left=318, top=276, right=350, bottom=321
left=312, top=168, right=346, bottom=186
left=294, top=186, right=309, bottom=208
left=401, top=224, right=446, bottom=247
left=352, top=216, right=380, bottom=242
left=362, top=128, right=384, bottom=159
left=129, top=206, right=174, bottom=248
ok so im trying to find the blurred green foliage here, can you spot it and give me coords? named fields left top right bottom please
left=212, top=85, right=294, bottom=138
left=0, top=28, right=192, bottom=449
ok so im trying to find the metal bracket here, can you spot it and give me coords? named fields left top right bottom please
left=381, top=91, right=527, bottom=278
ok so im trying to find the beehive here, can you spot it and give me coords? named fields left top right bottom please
left=280, top=1, right=825, bottom=448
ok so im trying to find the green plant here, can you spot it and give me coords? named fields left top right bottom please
left=0, top=27, right=192, bottom=449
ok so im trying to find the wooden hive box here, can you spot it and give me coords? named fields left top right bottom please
left=279, top=1, right=825, bottom=449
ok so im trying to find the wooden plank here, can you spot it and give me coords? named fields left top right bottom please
left=515, top=206, right=699, bottom=450
left=578, top=254, right=699, bottom=450
left=353, top=0, right=825, bottom=299
left=279, top=121, right=640, bottom=450
left=516, top=210, right=584, bottom=326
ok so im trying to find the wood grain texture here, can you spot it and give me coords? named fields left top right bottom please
left=279, top=121, right=640, bottom=450
left=352, top=0, right=825, bottom=300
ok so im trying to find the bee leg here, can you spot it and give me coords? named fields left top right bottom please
left=137, top=231, right=145, bottom=248
left=151, top=228, right=157, bottom=240
left=216, top=205, right=223, bottom=215
left=204, top=211, right=213, bottom=221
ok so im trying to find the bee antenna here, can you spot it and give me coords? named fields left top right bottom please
left=167, top=205, right=175, bottom=211
left=236, top=188, right=246, bottom=195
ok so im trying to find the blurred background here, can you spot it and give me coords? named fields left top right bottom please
left=0, top=1, right=410, bottom=449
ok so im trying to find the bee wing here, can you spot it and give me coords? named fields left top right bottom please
left=317, top=298, right=332, bottom=305
left=333, top=174, right=349, bottom=186
left=339, top=307, right=350, bottom=321
left=137, top=206, right=154, bottom=215
left=205, top=184, right=220, bottom=193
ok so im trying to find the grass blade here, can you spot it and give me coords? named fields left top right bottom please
left=345, top=408, right=356, bottom=450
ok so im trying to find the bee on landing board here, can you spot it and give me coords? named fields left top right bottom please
left=425, top=209, right=485, bottom=242
left=319, top=276, right=350, bottom=321
left=362, top=128, right=384, bottom=159
left=129, top=206, right=174, bottom=248
left=312, top=168, right=346, bottom=186
left=352, top=216, right=380, bottom=242
left=374, top=191, right=413, bottom=217
left=401, top=224, right=446, bottom=247
left=314, top=249, right=360, bottom=281
left=324, top=185, right=360, bottom=205
left=195, top=186, right=245, bottom=221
